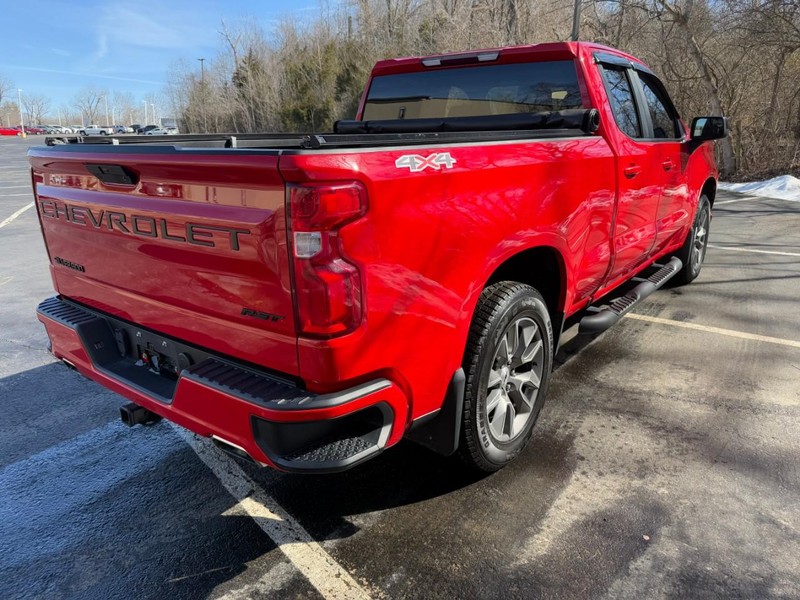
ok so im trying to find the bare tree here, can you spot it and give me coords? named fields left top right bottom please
left=0, top=75, right=12, bottom=107
left=161, top=0, right=800, bottom=177
left=73, top=86, right=105, bottom=125
left=22, top=93, right=51, bottom=125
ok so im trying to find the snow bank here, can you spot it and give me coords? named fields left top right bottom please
left=718, top=175, right=800, bottom=201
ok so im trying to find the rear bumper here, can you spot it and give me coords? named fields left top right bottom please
left=37, top=296, right=408, bottom=473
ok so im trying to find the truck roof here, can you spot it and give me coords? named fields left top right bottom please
left=370, top=41, right=649, bottom=77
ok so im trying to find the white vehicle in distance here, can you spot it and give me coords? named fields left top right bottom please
left=144, top=127, right=179, bottom=135
left=80, top=124, right=115, bottom=135
left=114, top=125, right=135, bottom=134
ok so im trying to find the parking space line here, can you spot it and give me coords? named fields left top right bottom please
left=0, top=185, right=29, bottom=189
left=626, top=313, right=800, bottom=349
left=0, top=193, right=32, bottom=198
left=708, top=244, right=800, bottom=258
left=173, top=426, right=372, bottom=600
left=0, top=202, right=34, bottom=229
left=715, top=196, right=760, bottom=205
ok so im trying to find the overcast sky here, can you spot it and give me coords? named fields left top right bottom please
left=0, top=0, right=320, bottom=111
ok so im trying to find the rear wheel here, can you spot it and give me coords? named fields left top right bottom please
left=673, top=194, right=711, bottom=285
left=459, top=282, right=553, bottom=472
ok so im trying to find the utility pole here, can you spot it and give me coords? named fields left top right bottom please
left=17, top=89, right=25, bottom=136
left=57, top=107, right=62, bottom=126
left=143, top=100, right=148, bottom=125
left=198, top=57, right=207, bottom=133
left=103, top=95, right=110, bottom=126
left=571, top=0, right=582, bottom=41
left=151, top=102, right=156, bottom=126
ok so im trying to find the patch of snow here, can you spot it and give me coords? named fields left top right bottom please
left=718, top=174, right=800, bottom=201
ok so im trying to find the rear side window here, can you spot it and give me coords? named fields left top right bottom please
left=362, top=61, right=584, bottom=120
left=639, top=73, right=681, bottom=139
left=601, top=67, right=640, bottom=138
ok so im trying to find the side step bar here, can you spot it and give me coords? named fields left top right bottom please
left=579, top=257, right=683, bottom=335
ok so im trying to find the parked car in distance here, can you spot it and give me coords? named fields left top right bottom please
left=80, top=124, right=115, bottom=135
left=136, top=125, right=159, bottom=135
left=114, top=125, right=134, bottom=134
left=0, top=126, right=22, bottom=136
left=23, top=126, right=46, bottom=135
left=144, top=127, right=178, bottom=135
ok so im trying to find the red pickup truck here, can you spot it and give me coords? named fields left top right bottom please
left=30, top=42, right=726, bottom=473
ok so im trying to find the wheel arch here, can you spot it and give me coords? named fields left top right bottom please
left=701, top=177, right=717, bottom=208
left=484, top=245, right=567, bottom=321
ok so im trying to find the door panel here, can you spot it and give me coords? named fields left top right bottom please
left=636, top=72, right=691, bottom=252
left=600, top=66, right=661, bottom=283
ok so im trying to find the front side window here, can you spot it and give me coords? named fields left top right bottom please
left=601, top=67, right=640, bottom=138
left=639, top=73, right=681, bottom=139
left=362, top=60, right=584, bottom=120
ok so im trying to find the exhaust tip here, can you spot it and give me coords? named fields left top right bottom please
left=212, top=436, right=256, bottom=464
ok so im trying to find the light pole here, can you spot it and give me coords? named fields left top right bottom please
left=57, top=107, right=62, bottom=126
left=17, top=89, right=25, bottom=136
left=198, top=57, right=207, bottom=133
left=571, top=0, right=581, bottom=41
left=143, top=100, right=148, bottom=125
left=103, top=95, right=110, bottom=126
left=151, top=102, right=155, bottom=126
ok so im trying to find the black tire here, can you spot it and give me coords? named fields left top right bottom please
left=459, top=282, right=553, bottom=472
left=673, top=194, right=711, bottom=285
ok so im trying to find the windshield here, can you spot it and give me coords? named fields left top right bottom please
left=363, top=60, right=584, bottom=120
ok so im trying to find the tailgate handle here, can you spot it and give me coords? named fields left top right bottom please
left=85, top=164, right=139, bottom=186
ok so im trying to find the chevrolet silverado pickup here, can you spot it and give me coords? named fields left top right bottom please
left=30, top=42, right=727, bottom=473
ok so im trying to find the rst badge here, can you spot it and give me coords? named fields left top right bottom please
left=395, top=152, right=456, bottom=173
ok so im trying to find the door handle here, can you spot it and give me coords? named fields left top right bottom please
left=662, top=159, right=674, bottom=171
left=623, top=164, right=641, bottom=179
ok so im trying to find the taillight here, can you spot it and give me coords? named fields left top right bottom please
left=288, top=182, right=367, bottom=337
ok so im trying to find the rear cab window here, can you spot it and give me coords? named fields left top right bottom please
left=362, top=61, right=585, bottom=120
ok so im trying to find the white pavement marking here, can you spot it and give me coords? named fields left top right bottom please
left=626, top=313, right=800, bottom=349
left=0, top=185, right=29, bottom=189
left=0, top=202, right=34, bottom=229
left=708, top=244, right=800, bottom=258
left=0, top=193, right=32, bottom=198
left=173, top=425, right=372, bottom=600
left=715, top=196, right=760, bottom=205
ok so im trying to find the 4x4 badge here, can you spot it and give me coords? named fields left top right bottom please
left=395, top=152, right=456, bottom=172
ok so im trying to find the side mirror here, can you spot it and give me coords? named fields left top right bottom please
left=690, top=116, right=728, bottom=141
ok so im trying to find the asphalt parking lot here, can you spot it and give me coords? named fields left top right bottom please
left=1, top=135, right=799, bottom=600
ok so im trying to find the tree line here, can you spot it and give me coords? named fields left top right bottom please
left=166, top=0, right=800, bottom=179
left=0, top=77, right=161, bottom=129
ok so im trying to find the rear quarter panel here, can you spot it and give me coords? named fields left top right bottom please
left=281, top=136, right=616, bottom=421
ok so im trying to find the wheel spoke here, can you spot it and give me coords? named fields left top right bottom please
left=521, top=338, right=543, bottom=364
left=487, top=368, right=503, bottom=390
left=489, top=395, right=508, bottom=439
left=505, top=401, right=516, bottom=438
left=486, top=388, right=503, bottom=413
left=504, top=326, right=518, bottom=363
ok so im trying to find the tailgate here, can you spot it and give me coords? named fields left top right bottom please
left=28, top=146, right=299, bottom=376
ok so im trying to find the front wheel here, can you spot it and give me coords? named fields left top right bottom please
left=459, top=282, right=553, bottom=472
left=673, top=194, right=711, bottom=285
